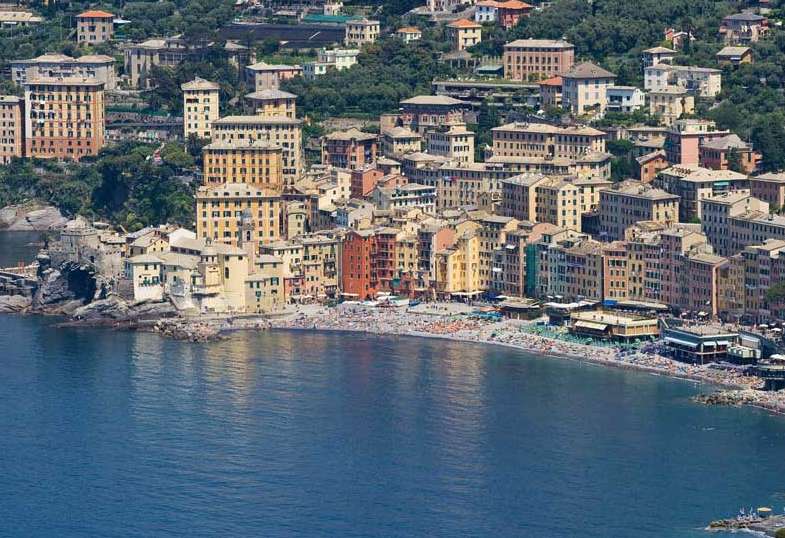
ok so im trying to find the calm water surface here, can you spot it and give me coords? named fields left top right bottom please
left=1, top=233, right=784, bottom=538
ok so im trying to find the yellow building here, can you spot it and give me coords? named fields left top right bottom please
left=245, top=254, right=285, bottom=313
left=23, top=77, right=105, bottom=161
left=182, top=77, right=220, bottom=140
left=196, top=182, right=283, bottom=248
left=0, top=96, right=23, bottom=164
left=202, top=140, right=283, bottom=191
left=446, top=19, right=482, bottom=52
left=435, top=221, right=482, bottom=297
left=212, top=115, right=302, bottom=186
left=345, top=19, right=380, bottom=47
left=244, top=89, right=297, bottom=119
left=191, top=243, right=250, bottom=313
left=301, top=233, right=340, bottom=300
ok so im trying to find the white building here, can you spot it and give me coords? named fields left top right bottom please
left=645, top=64, right=722, bottom=98
left=304, top=47, right=359, bottom=79
left=606, top=86, right=645, bottom=114
left=125, top=255, right=164, bottom=301
left=371, top=183, right=436, bottom=212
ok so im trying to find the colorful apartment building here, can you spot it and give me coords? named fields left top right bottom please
left=23, top=77, right=105, bottom=161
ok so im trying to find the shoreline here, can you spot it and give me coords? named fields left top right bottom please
left=7, top=300, right=785, bottom=415
left=272, top=321, right=740, bottom=390
left=270, top=305, right=785, bottom=416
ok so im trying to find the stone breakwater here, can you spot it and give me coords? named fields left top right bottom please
left=694, top=389, right=785, bottom=414
left=271, top=304, right=785, bottom=414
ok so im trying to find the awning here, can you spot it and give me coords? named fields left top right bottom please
left=340, top=292, right=359, bottom=297
left=716, top=340, right=730, bottom=346
left=665, top=336, right=698, bottom=348
left=574, top=321, right=608, bottom=331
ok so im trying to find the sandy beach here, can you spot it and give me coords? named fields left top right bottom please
left=270, top=302, right=785, bottom=415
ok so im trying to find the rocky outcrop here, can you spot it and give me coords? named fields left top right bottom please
left=0, top=295, right=32, bottom=313
left=71, top=296, right=177, bottom=322
left=0, top=204, right=67, bottom=231
left=152, top=318, right=225, bottom=342
left=33, top=262, right=97, bottom=308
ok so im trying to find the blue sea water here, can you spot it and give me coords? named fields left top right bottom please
left=1, top=233, right=785, bottom=537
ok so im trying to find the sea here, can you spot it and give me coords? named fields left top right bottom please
left=1, top=231, right=784, bottom=538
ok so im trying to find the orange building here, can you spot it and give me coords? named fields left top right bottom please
left=496, top=0, right=532, bottom=28
left=350, top=167, right=384, bottom=198
left=341, top=229, right=377, bottom=299
left=23, top=77, right=105, bottom=161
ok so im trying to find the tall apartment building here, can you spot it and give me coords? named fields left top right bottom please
left=76, top=10, right=113, bottom=44
left=195, top=182, right=283, bottom=246
left=0, top=96, right=24, bottom=164
left=344, top=19, right=380, bottom=47
left=321, top=128, right=378, bottom=170
left=212, top=115, right=303, bottom=186
left=700, top=190, right=768, bottom=256
left=503, top=39, right=575, bottom=82
left=491, top=122, right=606, bottom=160
left=737, top=240, right=785, bottom=322
left=11, top=53, right=116, bottom=89
left=202, top=140, right=283, bottom=191
left=597, top=180, right=679, bottom=240
left=182, top=77, right=220, bottom=140
left=23, top=77, right=105, bottom=161
left=244, top=89, right=297, bottom=119
left=561, top=62, right=616, bottom=117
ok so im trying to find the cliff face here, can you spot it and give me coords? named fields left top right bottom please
left=0, top=204, right=67, bottom=231
left=33, top=260, right=100, bottom=310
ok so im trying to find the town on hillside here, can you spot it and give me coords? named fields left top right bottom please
left=4, top=0, right=785, bottom=389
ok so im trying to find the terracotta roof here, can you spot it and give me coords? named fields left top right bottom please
left=396, top=26, right=421, bottom=33
left=77, top=10, right=114, bottom=18
left=498, top=0, right=533, bottom=9
left=447, top=18, right=481, bottom=28
left=538, top=75, right=562, bottom=87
